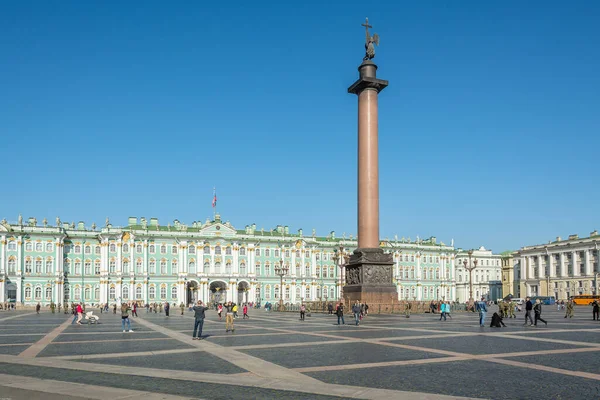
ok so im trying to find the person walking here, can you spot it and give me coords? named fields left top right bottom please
left=225, top=302, right=235, bottom=333
left=476, top=297, right=487, bottom=327
left=352, top=301, right=361, bottom=326
left=35, top=303, right=41, bottom=314
left=113, top=303, right=117, bottom=314
left=336, top=302, right=345, bottom=325
left=121, top=302, right=134, bottom=333
left=440, top=301, right=450, bottom=321
left=180, top=302, right=185, bottom=316
left=164, top=302, right=170, bottom=317
left=565, top=300, right=574, bottom=318
left=523, top=297, right=534, bottom=326
left=217, top=303, right=223, bottom=320
left=533, top=299, right=548, bottom=327
left=232, top=303, right=238, bottom=319
left=592, top=300, right=599, bottom=321
left=132, top=302, right=138, bottom=317
left=242, top=304, right=249, bottom=319
left=75, top=303, right=83, bottom=325
left=300, top=304, right=306, bottom=321
left=192, top=301, right=208, bottom=340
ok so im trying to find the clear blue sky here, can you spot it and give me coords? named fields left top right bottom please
left=1, top=1, right=599, bottom=252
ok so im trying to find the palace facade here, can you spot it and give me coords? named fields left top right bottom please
left=0, top=214, right=502, bottom=305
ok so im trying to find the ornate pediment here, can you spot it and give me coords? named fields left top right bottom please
left=199, top=222, right=236, bottom=237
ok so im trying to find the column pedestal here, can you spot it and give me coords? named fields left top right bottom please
left=343, top=248, right=396, bottom=306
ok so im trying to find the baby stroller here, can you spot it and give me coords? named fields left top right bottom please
left=85, top=311, right=100, bottom=324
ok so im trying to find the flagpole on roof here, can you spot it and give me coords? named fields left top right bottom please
left=212, top=187, right=217, bottom=221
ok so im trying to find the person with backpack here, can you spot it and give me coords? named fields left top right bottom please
left=121, top=302, right=134, bottom=333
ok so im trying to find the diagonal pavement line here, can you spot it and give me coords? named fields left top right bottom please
left=51, top=337, right=176, bottom=345
left=0, top=312, right=37, bottom=321
left=135, top=316, right=320, bottom=383
left=0, top=354, right=483, bottom=400
left=46, top=347, right=204, bottom=360
left=18, top=317, right=72, bottom=358
left=292, top=356, right=468, bottom=373
left=486, top=357, right=600, bottom=381
left=0, top=372, right=207, bottom=400
left=488, top=332, right=600, bottom=348
left=474, top=346, right=600, bottom=360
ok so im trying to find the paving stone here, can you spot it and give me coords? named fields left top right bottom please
left=54, top=331, right=168, bottom=342
left=0, top=363, right=345, bottom=400
left=508, top=331, right=600, bottom=344
left=326, top=328, right=442, bottom=339
left=207, top=333, right=340, bottom=347
left=73, top=351, right=247, bottom=374
left=242, top=342, right=446, bottom=368
left=0, top=345, right=32, bottom=355
left=304, top=359, right=600, bottom=399
left=0, top=334, right=45, bottom=344
left=508, top=351, right=600, bottom=375
left=37, top=338, right=194, bottom=357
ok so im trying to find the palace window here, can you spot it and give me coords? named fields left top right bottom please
left=285, top=287, right=290, bottom=300
left=25, top=258, right=32, bottom=273
left=64, top=259, right=70, bottom=274
left=94, top=260, right=100, bottom=275
left=74, top=245, right=81, bottom=254
left=36, top=242, right=43, bottom=252
left=149, top=245, right=155, bottom=254
left=73, top=287, right=81, bottom=300
left=160, top=245, right=167, bottom=254
left=84, top=245, right=91, bottom=254
left=204, top=246, right=210, bottom=254
left=123, top=244, right=129, bottom=253
left=94, top=286, right=100, bottom=300
left=109, top=243, right=116, bottom=252
left=316, top=267, right=321, bottom=277
left=255, top=248, right=260, bottom=256
left=214, top=262, right=221, bottom=274
left=122, top=260, right=129, bottom=274
left=95, top=246, right=101, bottom=255
left=35, top=258, right=42, bottom=273
left=215, top=246, right=221, bottom=255
left=265, top=285, right=271, bottom=300
left=189, top=245, right=196, bottom=254
left=285, top=250, right=290, bottom=258
left=274, top=249, right=279, bottom=257
left=84, top=261, right=91, bottom=275
left=225, top=262, right=231, bottom=274
left=171, top=286, right=177, bottom=300
left=226, top=247, right=232, bottom=255
left=160, top=286, right=166, bottom=299
left=239, top=262, right=246, bottom=275
left=160, top=260, right=167, bottom=274
left=122, top=286, right=129, bottom=299
left=25, top=286, right=32, bottom=298
left=149, top=286, right=155, bottom=300
left=109, top=286, right=115, bottom=300
left=203, top=261, right=210, bottom=272
left=330, top=287, right=335, bottom=298
left=265, top=249, right=270, bottom=257
left=136, top=286, right=142, bottom=300
left=296, top=264, right=300, bottom=276
left=172, top=245, right=178, bottom=254
left=136, top=244, right=142, bottom=253
left=25, top=242, right=32, bottom=251
left=305, top=266, right=310, bottom=276
left=305, top=287, right=310, bottom=300
left=296, top=250, right=300, bottom=258
left=240, top=247, right=246, bottom=256
left=296, top=286, right=301, bottom=299
left=109, top=260, right=116, bottom=273
left=189, top=261, right=196, bottom=274
left=84, top=287, right=91, bottom=300
left=316, top=287, right=321, bottom=299
left=45, top=287, right=52, bottom=300
left=46, top=258, right=53, bottom=274
left=274, top=286, right=280, bottom=299
left=137, top=259, right=143, bottom=274
left=172, top=260, right=178, bottom=274
left=330, top=266, right=335, bottom=277
left=305, top=251, right=310, bottom=258
left=46, top=242, right=53, bottom=252
left=264, top=264, right=270, bottom=276
left=411, top=255, right=415, bottom=262
left=74, top=260, right=81, bottom=275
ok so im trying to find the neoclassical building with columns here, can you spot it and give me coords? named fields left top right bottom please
left=0, top=214, right=488, bottom=306
left=513, top=231, right=600, bottom=300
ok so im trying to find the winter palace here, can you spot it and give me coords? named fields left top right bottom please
left=0, top=214, right=502, bottom=306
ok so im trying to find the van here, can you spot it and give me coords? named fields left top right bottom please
left=511, top=298, right=524, bottom=305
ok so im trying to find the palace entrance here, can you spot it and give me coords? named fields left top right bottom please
left=186, top=280, right=199, bottom=305
left=209, top=281, right=227, bottom=305
left=237, top=281, right=249, bottom=304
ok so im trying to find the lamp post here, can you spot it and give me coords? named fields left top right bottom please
left=333, top=245, right=349, bottom=301
left=463, top=250, right=478, bottom=302
left=333, top=251, right=339, bottom=301
left=274, top=259, right=288, bottom=309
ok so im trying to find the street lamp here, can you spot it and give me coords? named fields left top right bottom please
left=463, top=250, right=478, bottom=302
left=274, top=259, right=289, bottom=309
left=333, top=245, right=349, bottom=301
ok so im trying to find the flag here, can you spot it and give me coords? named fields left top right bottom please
left=212, top=188, right=217, bottom=208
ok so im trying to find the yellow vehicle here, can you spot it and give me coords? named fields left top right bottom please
left=570, top=295, right=600, bottom=306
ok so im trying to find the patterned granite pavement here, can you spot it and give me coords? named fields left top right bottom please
left=0, top=305, right=598, bottom=399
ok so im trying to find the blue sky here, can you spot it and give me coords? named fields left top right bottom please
left=1, top=1, right=599, bottom=252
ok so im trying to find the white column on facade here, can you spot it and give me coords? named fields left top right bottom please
left=559, top=253, right=567, bottom=277
left=247, top=245, right=254, bottom=275
left=572, top=251, right=579, bottom=277
left=129, top=279, right=135, bottom=303
left=16, top=236, right=22, bottom=275
left=537, top=255, right=545, bottom=279
left=0, top=236, right=5, bottom=274
left=143, top=278, right=149, bottom=304
left=584, top=249, right=592, bottom=276
left=143, top=240, right=148, bottom=275
left=416, top=252, right=422, bottom=280
left=520, top=256, right=527, bottom=280
left=233, top=245, right=239, bottom=275
left=311, top=251, right=316, bottom=278
left=548, top=253, right=556, bottom=277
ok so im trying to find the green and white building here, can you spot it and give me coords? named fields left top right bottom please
left=0, top=214, right=497, bottom=306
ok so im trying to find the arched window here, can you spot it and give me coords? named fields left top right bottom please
left=215, top=246, right=221, bottom=255
left=160, top=245, right=167, bottom=254
left=285, top=250, right=290, bottom=258
left=64, top=286, right=70, bottom=301
left=149, top=244, right=155, bottom=253
left=36, top=242, right=43, bottom=252
left=75, top=260, right=81, bottom=275
left=25, top=286, right=32, bottom=298
left=45, top=286, right=52, bottom=300
left=94, top=286, right=100, bottom=300
left=316, top=267, right=321, bottom=277
left=322, top=268, right=327, bottom=278
left=122, top=260, right=129, bottom=274
left=330, top=287, right=335, bottom=298
left=74, top=245, right=81, bottom=253
left=296, top=250, right=300, bottom=258
left=160, top=286, right=166, bottom=299
left=239, top=262, right=246, bottom=275
left=84, top=287, right=91, bottom=300
left=264, top=249, right=269, bottom=257
left=46, top=258, right=53, bottom=274
left=136, top=259, right=143, bottom=273
left=95, top=246, right=101, bottom=255
left=189, top=245, right=196, bottom=254
left=46, top=242, right=53, bottom=252
left=329, top=267, right=334, bottom=277
left=264, top=264, right=270, bottom=276
left=255, top=248, right=260, bottom=256
left=225, top=262, right=231, bottom=274
left=305, top=286, right=310, bottom=300
left=94, top=260, right=101, bottom=275
left=172, top=259, right=178, bottom=274
left=316, top=286, right=321, bottom=299
left=109, top=243, right=116, bottom=252
left=35, top=286, right=42, bottom=300
left=84, top=260, right=91, bottom=275
left=204, top=246, right=210, bottom=254
left=64, top=259, right=70, bottom=274
left=35, top=258, right=42, bottom=273
left=265, top=285, right=271, bottom=300
left=122, top=286, right=129, bottom=299
left=73, top=287, right=81, bottom=300
left=25, top=242, right=33, bottom=251
left=171, top=286, right=178, bottom=300
left=149, top=286, right=156, bottom=299
left=149, top=259, right=156, bottom=274
left=295, top=264, right=300, bottom=276
left=136, top=244, right=142, bottom=253
left=189, top=260, right=196, bottom=274
left=160, top=260, right=167, bottom=274
left=295, top=286, right=301, bottom=299
left=435, top=268, right=440, bottom=279
left=285, top=286, right=290, bottom=299
left=25, top=258, right=32, bottom=273
left=136, top=286, right=142, bottom=299
left=7, top=241, right=17, bottom=251
left=203, top=261, right=210, bottom=272
left=123, top=244, right=129, bottom=253
left=84, top=245, right=91, bottom=254
left=172, top=245, right=178, bottom=254
left=214, top=262, right=221, bottom=274
left=239, top=247, right=246, bottom=256
left=109, top=259, right=116, bottom=273
left=109, top=286, right=115, bottom=300
left=305, top=265, right=310, bottom=276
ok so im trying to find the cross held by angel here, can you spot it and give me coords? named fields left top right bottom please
left=362, top=18, right=380, bottom=60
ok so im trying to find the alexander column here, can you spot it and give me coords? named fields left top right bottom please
left=344, top=18, right=397, bottom=306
